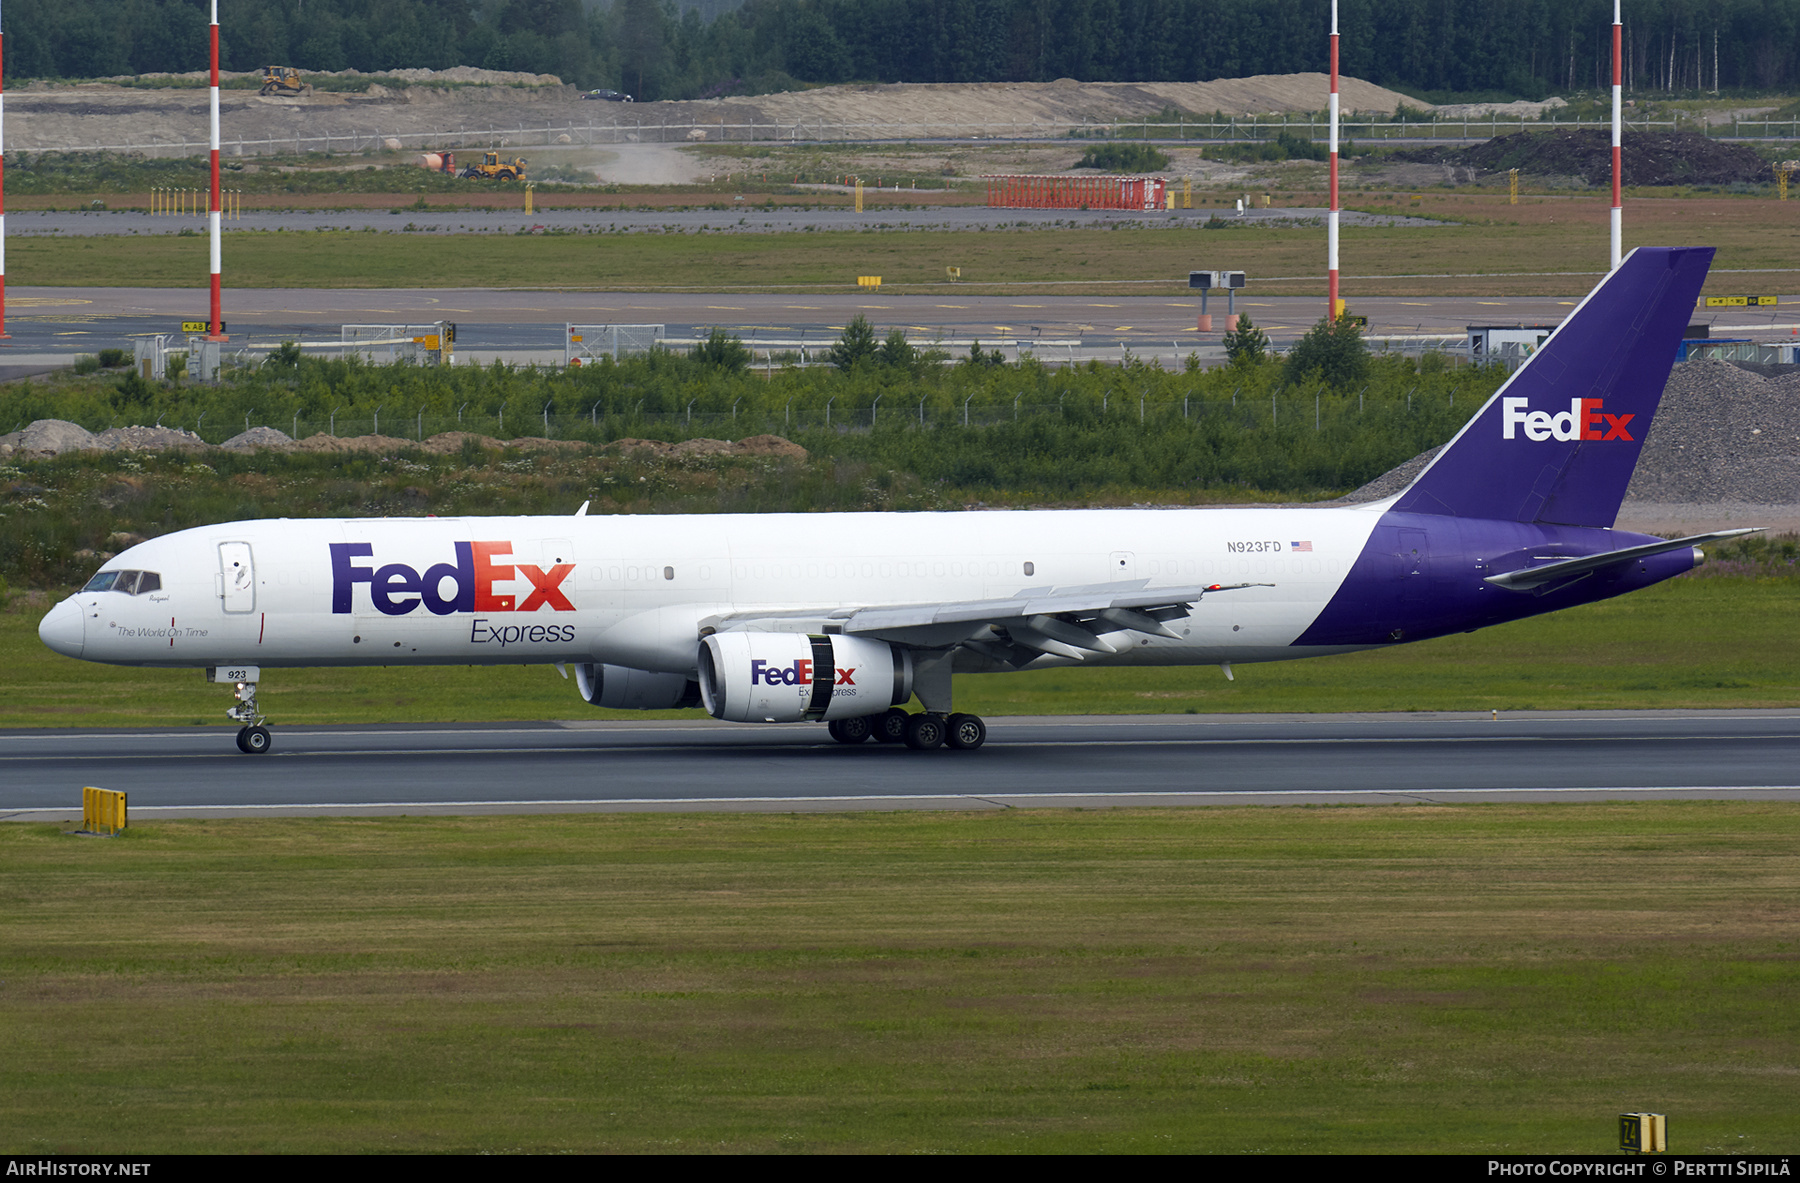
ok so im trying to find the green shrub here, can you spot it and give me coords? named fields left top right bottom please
left=827, top=315, right=877, bottom=372
left=1073, top=143, right=1171, bottom=172
left=692, top=329, right=751, bottom=372
left=71, top=355, right=101, bottom=375
left=1283, top=314, right=1371, bottom=389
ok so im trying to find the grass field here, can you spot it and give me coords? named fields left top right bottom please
left=2, top=803, right=1795, bottom=1152
left=8, top=193, right=1797, bottom=295
left=5, top=574, right=1797, bottom=729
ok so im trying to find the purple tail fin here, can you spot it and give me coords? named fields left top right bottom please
left=1391, top=246, right=1713, bottom=528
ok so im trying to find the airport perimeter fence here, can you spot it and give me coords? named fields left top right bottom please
left=165, top=381, right=1482, bottom=448
left=55, top=114, right=1764, bottom=160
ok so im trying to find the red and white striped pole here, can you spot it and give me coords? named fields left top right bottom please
left=1, top=0, right=10, bottom=339
left=208, top=0, right=224, bottom=339
left=1328, top=0, right=1340, bottom=321
left=1610, top=0, right=1623, bottom=271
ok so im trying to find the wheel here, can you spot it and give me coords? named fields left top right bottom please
left=903, top=713, right=946, bottom=750
left=873, top=707, right=910, bottom=744
left=945, top=713, right=987, bottom=751
left=235, top=727, right=250, bottom=753
left=829, top=716, right=872, bottom=745
left=241, top=725, right=272, bottom=755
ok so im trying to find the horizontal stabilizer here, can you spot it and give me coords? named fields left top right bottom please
left=1484, top=528, right=1761, bottom=591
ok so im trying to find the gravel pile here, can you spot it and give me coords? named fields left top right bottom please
left=0, top=419, right=206, bottom=458
left=1625, top=360, right=1800, bottom=503
left=219, top=426, right=295, bottom=452
left=1394, top=130, right=1771, bottom=187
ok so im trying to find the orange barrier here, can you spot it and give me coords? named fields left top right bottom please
left=983, top=174, right=1167, bottom=211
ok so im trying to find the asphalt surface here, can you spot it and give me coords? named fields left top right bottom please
left=0, top=285, right=1594, bottom=368
left=5, top=711, right=1798, bottom=820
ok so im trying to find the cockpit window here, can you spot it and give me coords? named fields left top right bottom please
left=81, top=570, right=162, bottom=595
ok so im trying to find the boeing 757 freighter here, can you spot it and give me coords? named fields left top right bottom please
left=39, top=247, right=1752, bottom=753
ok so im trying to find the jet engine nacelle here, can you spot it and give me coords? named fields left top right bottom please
left=697, top=632, right=912, bottom=723
left=574, top=662, right=702, bottom=710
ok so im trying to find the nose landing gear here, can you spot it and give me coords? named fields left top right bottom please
left=227, top=679, right=272, bottom=755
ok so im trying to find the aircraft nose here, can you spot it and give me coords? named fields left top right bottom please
left=38, top=598, right=85, bottom=659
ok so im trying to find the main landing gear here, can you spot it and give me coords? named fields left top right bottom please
left=227, top=680, right=273, bottom=755
left=828, top=707, right=987, bottom=751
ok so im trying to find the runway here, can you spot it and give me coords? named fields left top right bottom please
left=0, top=285, right=1593, bottom=372
left=4, top=711, right=1798, bottom=821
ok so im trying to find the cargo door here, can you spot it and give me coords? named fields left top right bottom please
left=217, top=541, right=256, bottom=614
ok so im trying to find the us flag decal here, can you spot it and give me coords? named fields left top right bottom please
left=1291, top=541, right=1314, bottom=552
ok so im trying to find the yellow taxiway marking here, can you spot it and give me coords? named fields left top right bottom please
left=935, top=304, right=968, bottom=309
left=1114, top=326, right=1134, bottom=331
left=1477, top=301, right=1507, bottom=306
left=1010, top=304, right=1045, bottom=308
left=705, top=305, right=744, bottom=310
left=1399, top=301, right=1430, bottom=306
left=7, top=297, right=94, bottom=307
left=993, top=325, right=1013, bottom=331
left=1088, top=303, right=1120, bottom=307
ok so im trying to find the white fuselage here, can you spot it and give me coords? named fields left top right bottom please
left=51, top=506, right=1389, bottom=674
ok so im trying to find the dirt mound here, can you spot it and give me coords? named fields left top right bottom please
left=419, top=431, right=506, bottom=453
left=290, top=432, right=422, bottom=454
left=20, top=72, right=1420, bottom=158
left=611, top=434, right=807, bottom=460
left=1397, top=131, right=1771, bottom=187
left=732, top=435, right=809, bottom=459
left=219, top=426, right=295, bottom=452
left=504, top=436, right=588, bottom=451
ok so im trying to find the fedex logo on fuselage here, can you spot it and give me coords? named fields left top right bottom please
left=1502, top=397, right=1634, bottom=442
left=750, top=658, right=856, bottom=687
left=330, top=541, right=573, bottom=616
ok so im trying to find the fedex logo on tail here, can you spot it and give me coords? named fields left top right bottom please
left=330, top=542, right=574, bottom=616
left=750, top=658, right=856, bottom=687
left=1502, top=397, right=1634, bottom=442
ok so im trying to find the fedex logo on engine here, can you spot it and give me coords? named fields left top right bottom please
left=1502, top=397, right=1634, bottom=442
left=330, top=541, right=573, bottom=616
left=750, top=658, right=856, bottom=687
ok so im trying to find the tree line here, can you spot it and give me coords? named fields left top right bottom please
left=6, top=0, right=1798, bottom=102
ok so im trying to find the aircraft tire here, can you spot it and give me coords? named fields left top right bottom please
left=235, top=727, right=250, bottom=753
left=872, top=707, right=910, bottom=744
left=241, top=725, right=272, bottom=755
left=945, top=713, right=987, bottom=751
left=903, top=713, right=946, bottom=750
left=828, top=716, right=872, bottom=744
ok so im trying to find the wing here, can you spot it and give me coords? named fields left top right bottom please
left=705, top=580, right=1269, bottom=665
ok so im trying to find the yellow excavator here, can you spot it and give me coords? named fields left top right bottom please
left=260, top=66, right=311, bottom=97
left=460, top=151, right=528, bottom=181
